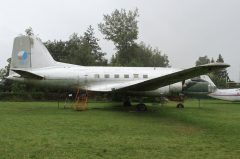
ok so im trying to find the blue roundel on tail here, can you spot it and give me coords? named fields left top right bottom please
left=17, top=51, right=28, bottom=60
left=22, top=51, right=28, bottom=60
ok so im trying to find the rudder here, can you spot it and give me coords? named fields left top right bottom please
left=10, top=35, right=57, bottom=73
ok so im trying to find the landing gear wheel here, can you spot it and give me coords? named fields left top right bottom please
left=176, top=103, right=184, bottom=108
left=123, top=96, right=132, bottom=107
left=137, top=103, right=147, bottom=111
left=123, top=100, right=132, bottom=107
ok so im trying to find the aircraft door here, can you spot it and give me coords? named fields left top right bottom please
left=84, top=74, right=88, bottom=84
left=77, top=72, right=88, bottom=89
left=84, top=73, right=89, bottom=90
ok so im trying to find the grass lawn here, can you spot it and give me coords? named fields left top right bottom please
left=0, top=99, right=239, bottom=159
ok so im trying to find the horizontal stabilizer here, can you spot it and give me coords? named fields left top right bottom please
left=11, top=69, right=44, bottom=80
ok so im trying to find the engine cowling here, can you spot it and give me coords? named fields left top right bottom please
left=183, top=78, right=214, bottom=94
left=157, top=82, right=183, bottom=96
left=169, top=82, right=183, bottom=94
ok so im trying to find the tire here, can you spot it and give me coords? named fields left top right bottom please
left=176, top=103, right=184, bottom=108
left=137, top=104, right=147, bottom=111
left=123, top=100, right=131, bottom=107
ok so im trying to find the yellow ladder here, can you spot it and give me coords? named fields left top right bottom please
left=74, top=88, right=88, bottom=111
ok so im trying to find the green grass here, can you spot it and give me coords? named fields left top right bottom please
left=0, top=100, right=239, bottom=159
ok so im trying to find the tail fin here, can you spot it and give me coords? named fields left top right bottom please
left=200, top=75, right=218, bottom=93
left=10, top=35, right=56, bottom=72
left=200, top=75, right=216, bottom=87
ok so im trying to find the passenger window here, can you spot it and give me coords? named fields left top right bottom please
left=143, top=75, right=148, bottom=79
left=94, top=74, right=100, bottom=78
left=114, top=74, right=119, bottom=78
left=124, top=74, right=129, bottom=78
left=104, top=74, right=110, bottom=78
left=133, top=74, right=139, bottom=78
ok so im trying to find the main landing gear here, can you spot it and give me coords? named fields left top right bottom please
left=123, top=96, right=132, bottom=107
left=122, top=97, right=147, bottom=111
left=167, top=94, right=185, bottom=108
left=176, top=103, right=184, bottom=108
left=136, top=103, right=147, bottom=111
left=176, top=94, right=184, bottom=108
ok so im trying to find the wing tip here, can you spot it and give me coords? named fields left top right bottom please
left=199, top=63, right=230, bottom=68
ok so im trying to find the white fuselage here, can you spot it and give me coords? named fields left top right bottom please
left=208, top=88, right=240, bottom=101
left=8, top=35, right=230, bottom=99
left=8, top=65, right=183, bottom=96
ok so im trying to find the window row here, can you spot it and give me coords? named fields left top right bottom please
left=94, top=74, right=148, bottom=79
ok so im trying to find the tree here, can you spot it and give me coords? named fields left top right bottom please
left=25, top=27, right=34, bottom=36
left=196, top=55, right=228, bottom=88
left=99, top=9, right=139, bottom=66
left=99, top=9, right=170, bottom=67
left=195, top=56, right=210, bottom=66
left=0, top=58, right=11, bottom=80
left=5, top=58, right=11, bottom=77
left=216, top=54, right=224, bottom=63
left=45, top=40, right=68, bottom=62
left=210, top=58, right=215, bottom=63
left=99, top=9, right=139, bottom=50
left=151, top=48, right=169, bottom=67
left=0, top=68, right=7, bottom=80
left=211, top=54, right=227, bottom=88
left=0, top=58, right=12, bottom=92
left=0, top=68, right=6, bottom=91
left=67, top=33, right=95, bottom=65
left=110, top=42, right=170, bottom=67
left=45, top=26, right=107, bottom=66
left=82, top=26, right=107, bottom=65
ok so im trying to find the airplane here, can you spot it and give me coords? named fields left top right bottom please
left=200, top=75, right=240, bottom=101
left=6, top=35, right=230, bottom=110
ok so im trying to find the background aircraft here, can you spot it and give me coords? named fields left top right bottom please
left=201, top=75, right=240, bottom=101
left=209, top=88, right=240, bottom=101
left=183, top=75, right=240, bottom=102
left=7, top=35, right=229, bottom=110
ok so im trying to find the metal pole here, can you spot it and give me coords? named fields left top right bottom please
left=198, top=98, right=200, bottom=108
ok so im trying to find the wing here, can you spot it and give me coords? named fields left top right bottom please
left=88, top=63, right=229, bottom=92
left=116, top=63, right=229, bottom=91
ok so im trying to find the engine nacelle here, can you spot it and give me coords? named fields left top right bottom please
left=183, top=80, right=215, bottom=94
left=157, top=82, right=183, bottom=95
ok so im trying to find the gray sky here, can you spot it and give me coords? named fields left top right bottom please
left=1, top=0, right=240, bottom=81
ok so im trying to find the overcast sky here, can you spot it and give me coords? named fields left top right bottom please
left=1, top=0, right=240, bottom=81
